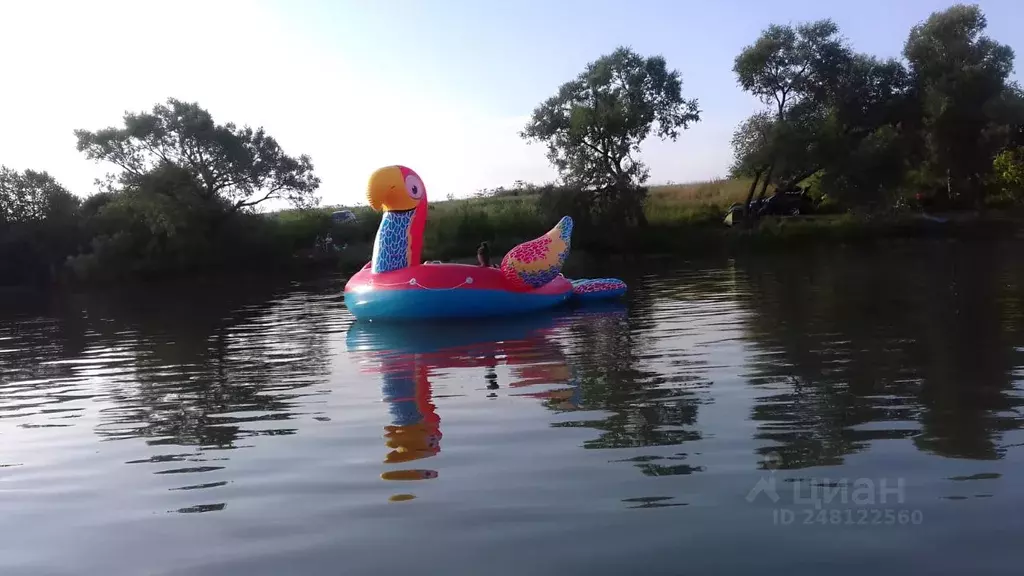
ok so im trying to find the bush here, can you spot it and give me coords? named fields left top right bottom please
left=0, top=167, right=83, bottom=285
left=992, top=147, right=1024, bottom=203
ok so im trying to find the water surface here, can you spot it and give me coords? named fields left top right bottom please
left=3, top=240, right=1024, bottom=575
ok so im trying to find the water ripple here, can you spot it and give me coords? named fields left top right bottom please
left=2, top=247, right=1024, bottom=574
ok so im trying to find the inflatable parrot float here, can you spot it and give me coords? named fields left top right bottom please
left=343, top=165, right=626, bottom=321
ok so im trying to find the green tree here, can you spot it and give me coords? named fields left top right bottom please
left=813, top=56, right=915, bottom=207
left=0, top=167, right=79, bottom=224
left=992, top=147, right=1024, bottom=201
left=1009, top=84, right=1024, bottom=148
left=733, top=20, right=849, bottom=118
left=729, top=111, right=777, bottom=208
left=67, top=99, right=325, bottom=282
left=733, top=19, right=851, bottom=207
left=904, top=4, right=1016, bottom=204
left=829, top=56, right=912, bottom=139
left=70, top=164, right=253, bottom=280
left=521, top=46, right=700, bottom=226
left=74, top=98, right=321, bottom=214
left=734, top=20, right=919, bottom=210
left=0, top=167, right=81, bottom=285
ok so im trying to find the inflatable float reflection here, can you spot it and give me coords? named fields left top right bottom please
left=346, top=305, right=627, bottom=496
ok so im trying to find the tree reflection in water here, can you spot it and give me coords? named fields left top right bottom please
left=737, top=241, right=1024, bottom=469
left=6, top=241, right=1023, bottom=520
left=0, top=277, right=345, bottom=514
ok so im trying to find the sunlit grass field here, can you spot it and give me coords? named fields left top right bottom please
left=273, top=176, right=975, bottom=269
left=274, top=178, right=753, bottom=257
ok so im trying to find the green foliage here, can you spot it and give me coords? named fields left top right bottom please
left=731, top=19, right=856, bottom=211
left=818, top=125, right=912, bottom=208
left=730, top=112, right=776, bottom=178
left=537, top=185, right=593, bottom=227
left=522, top=46, right=700, bottom=227
left=522, top=47, right=700, bottom=189
left=0, top=167, right=79, bottom=224
left=54, top=98, right=327, bottom=284
left=0, top=167, right=82, bottom=285
left=733, top=19, right=849, bottom=118
left=904, top=4, right=1017, bottom=203
left=992, top=147, right=1024, bottom=202
left=75, top=98, right=321, bottom=213
left=732, top=20, right=918, bottom=204
left=728, top=4, right=1020, bottom=212
left=9, top=98, right=327, bottom=285
left=417, top=193, right=549, bottom=258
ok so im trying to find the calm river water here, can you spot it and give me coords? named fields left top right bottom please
left=3, top=239, right=1024, bottom=575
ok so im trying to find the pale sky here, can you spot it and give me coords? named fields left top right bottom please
left=1, top=0, right=1021, bottom=207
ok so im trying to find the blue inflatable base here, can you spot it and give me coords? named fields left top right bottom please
left=571, top=287, right=627, bottom=302
left=345, top=288, right=572, bottom=321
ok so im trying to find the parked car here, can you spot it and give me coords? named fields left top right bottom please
left=723, top=188, right=816, bottom=226
left=756, top=189, right=815, bottom=216
left=331, top=210, right=358, bottom=224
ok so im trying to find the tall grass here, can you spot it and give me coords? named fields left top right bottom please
left=268, top=179, right=757, bottom=266
left=272, top=177, right=953, bottom=270
left=645, top=178, right=757, bottom=226
left=648, top=178, right=755, bottom=207
left=422, top=195, right=549, bottom=259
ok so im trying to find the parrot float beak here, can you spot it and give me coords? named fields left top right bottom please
left=367, top=165, right=420, bottom=212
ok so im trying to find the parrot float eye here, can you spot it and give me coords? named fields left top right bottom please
left=405, top=174, right=424, bottom=200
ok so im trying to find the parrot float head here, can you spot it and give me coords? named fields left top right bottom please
left=367, top=165, right=428, bottom=274
left=367, top=165, right=427, bottom=213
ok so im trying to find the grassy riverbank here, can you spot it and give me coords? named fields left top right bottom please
left=9, top=174, right=1020, bottom=290
left=281, top=178, right=1024, bottom=277
left=280, top=179, right=753, bottom=274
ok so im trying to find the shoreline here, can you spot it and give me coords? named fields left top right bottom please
left=9, top=209, right=1024, bottom=293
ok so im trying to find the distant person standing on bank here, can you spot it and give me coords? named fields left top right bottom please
left=477, top=242, right=491, bottom=267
